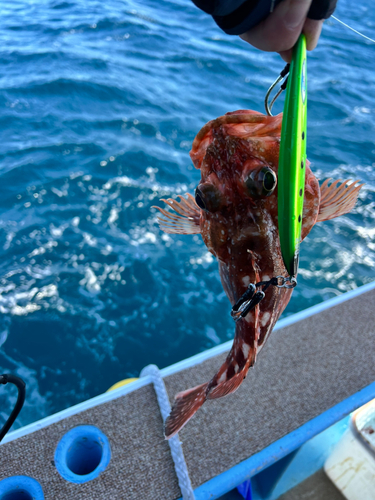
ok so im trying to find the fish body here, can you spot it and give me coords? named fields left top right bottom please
left=155, top=110, right=362, bottom=439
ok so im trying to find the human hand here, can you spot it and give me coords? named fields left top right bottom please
left=240, top=0, right=323, bottom=62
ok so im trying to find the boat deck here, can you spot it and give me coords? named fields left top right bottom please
left=221, top=468, right=346, bottom=500
left=1, top=283, right=375, bottom=499
left=279, top=469, right=345, bottom=500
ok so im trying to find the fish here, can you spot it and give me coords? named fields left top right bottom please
left=154, top=109, right=363, bottom=439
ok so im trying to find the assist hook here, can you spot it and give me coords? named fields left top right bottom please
left=231, top=276, right=297, bottom=322
left=265, top=63, right=290, bottom=116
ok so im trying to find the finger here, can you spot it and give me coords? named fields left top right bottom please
left=240, top=0, right=313, bottom=53
left=278, top=49, right=293, bottom=63
left=279, top=18, right=323, bottom=61
left=303, top=18, right=323, bottom=50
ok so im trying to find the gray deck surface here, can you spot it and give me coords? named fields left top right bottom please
left=1, top=287, right=374, bottom=499
left=278, top=469, right=345, bottom=500
left=218, top=469, right=346, bottom=499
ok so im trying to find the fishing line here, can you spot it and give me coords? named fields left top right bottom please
left=332, top=15, right=375, bottom=44
left=266, top=15, right=375, bottom=115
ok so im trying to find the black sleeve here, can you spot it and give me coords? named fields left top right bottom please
left=192, top=0, right=338, bottom=36
left=192, top=0, right=282, bottom=34
left=308, top=0, right=338, bottom=20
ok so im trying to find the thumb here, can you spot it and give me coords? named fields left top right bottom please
left=240, top=0, right=313, bottom=53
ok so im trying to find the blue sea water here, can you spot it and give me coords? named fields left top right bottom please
left=0, top=0, right=374, bottom=430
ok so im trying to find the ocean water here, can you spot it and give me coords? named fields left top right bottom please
left=0, top=0, right=374, bottom=430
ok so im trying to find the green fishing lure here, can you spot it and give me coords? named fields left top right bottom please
left=278, top=34, right=307, bottom=277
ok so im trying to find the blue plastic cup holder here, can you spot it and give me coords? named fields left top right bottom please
left=0, top=476, right=44, bottom=500
left=54, top=425, right=111, bottom=484
left=2, top=492, right=32, bottom=500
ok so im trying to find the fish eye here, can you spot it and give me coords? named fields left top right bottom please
left=195, top=187, right=207, bottom=211
left=262, top=169, right=276, bottom=192
left=195, top=183, right=222, bottom=212
left=245, top=167, right=277, bottom=198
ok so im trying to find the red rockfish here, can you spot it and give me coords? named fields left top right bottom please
left=154, top=110, right=362, bottom=439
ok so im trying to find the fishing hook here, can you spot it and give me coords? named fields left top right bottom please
left=231, top=275, right=297, bottom=322
left=265, top=63, right=290, bottom=116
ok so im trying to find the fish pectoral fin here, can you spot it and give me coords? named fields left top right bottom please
left=207, top=370, right=247, bottom=400
left=317, top=178, right=364, bottom=222
left=153, top=193, right=201, bottom=234
left=164, top=382, right=208, bottom=439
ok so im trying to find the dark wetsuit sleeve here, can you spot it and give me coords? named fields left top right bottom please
left=191, top=0, right=283, bottom=35
left=307, top=0, right=338, bottom=20
left=192, top=0, right=338, bottom=35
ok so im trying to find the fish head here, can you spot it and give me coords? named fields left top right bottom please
left=191, top=111, right=318, bottom=305
left=194, top=127, right=280, bottom=265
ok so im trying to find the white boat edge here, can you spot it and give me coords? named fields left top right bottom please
left=2, top=280, right=375, bottom=446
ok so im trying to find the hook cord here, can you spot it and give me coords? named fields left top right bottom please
left=231, top=275, right=297, bottom=321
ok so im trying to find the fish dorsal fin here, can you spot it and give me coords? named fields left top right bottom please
left=317, top=178, right=363, bottom=223
left=153, top=193, right=201, bottom=234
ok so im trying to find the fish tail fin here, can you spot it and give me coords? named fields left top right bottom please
left=164, top=382, right=209, bottom=439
